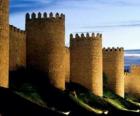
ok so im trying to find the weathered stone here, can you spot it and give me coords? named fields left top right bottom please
left=0, top=0, right=9, bottom=88
left=70, top=33, right=103, bottom=97
left=103, top=48, right=124, bottom=97
left=26, top=13, right=66, bottom=90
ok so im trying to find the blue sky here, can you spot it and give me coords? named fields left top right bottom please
left=10, top=0, right=140, bottom=49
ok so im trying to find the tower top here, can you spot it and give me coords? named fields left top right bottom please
left=70, top=33, right=102, bottom=40
left=103, top=47, right=124, bottom=52
left=26, top=12, right=65, bottom=21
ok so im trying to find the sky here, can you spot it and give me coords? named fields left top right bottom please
left=10, top=0, right=140, bottom=49
left=125, top=50, right=140, bottom=66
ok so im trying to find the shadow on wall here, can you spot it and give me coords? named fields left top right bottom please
left=9, top=67, right=70, bottom=111
left=9, top=68, right=103, bottom=116
left=103, top=73, right=109, bottom=88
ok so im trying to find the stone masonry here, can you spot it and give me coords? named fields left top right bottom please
left=103, top=47, right=124, bottom=97
left=125, top=65, right=140, bottom=98
left=70, top=33, right=103, bottom=97
left=65, top=47, right=70, bottom=82
left=0, top=0, right=9, bottom=88
left=1, top=0, right=140, bottom=97
left=26, top=12, right=66, bottom=90
left=9, top=25, right=26, bottom=71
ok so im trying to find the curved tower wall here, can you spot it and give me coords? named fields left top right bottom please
left=103, top=48, right=124, bottom=97
left=26, top=12, right=65, bottom=90
left=70, top=33, right=103, bottom=96
left=0, top=0, right=9, bottom=88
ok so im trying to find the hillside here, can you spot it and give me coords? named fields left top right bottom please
left=67, top=83, right=140, bottom=115
left=0, top=68, right=138, bottom=116
left=8, top=68, right=105, bottom=116
left=0, top=87, right=64, bottom=116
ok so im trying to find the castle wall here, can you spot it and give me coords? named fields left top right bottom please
left=0, top=0, right=9, bottom=88
left=103, top=48, right=124, bottom=97
left=125, top=65, right=140, bottom=98
left=70, top=33, right=103, bottom=96
left=26, top=12, right=65, bottom=90
left=65, top=47, right=70, bottom=82
left=9, top=25, right=26, bottom=71
left=130, top=65, right=140, bottom=75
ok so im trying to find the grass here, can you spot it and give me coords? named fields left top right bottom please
left=0, top=87, right=65, bottom=116
left=103, top=87, right=140, bottom=113
left=8, top=68, right=140, bottom=115
left=125, top=94, right=140, bottom=108
left=69, top=93, right=107, bottom=115
left=67, top=82, right=140, bottom=114
left=15, top=90, right=47, bottom=108
left=103, top=97, right=139, bottom=113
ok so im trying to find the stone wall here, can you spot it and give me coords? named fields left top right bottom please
left=130, top=65, right=140, bottom=75
left=9, top=25, right=26, bottom=71
left=103, top=47, right=124, bottom=97
left=70, top=33, right=103, bottom=96
left=26, top=12, right=66, bottom=90
left=0, top=0, right=9, bottom=88
left=65, top=47, right=70, bottom=82
left=125, top=65, right=140, bottom=98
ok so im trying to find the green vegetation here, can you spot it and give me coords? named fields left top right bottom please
left=103, top=98, right=139, bottom=112
left=15, top=91, right=46, bottom=107
left=69, top=94, right=107, bottom=115
left=8, top=69, right=140, bottom=115
left=104, top=87, right=140, bottom=113
left=67, top=82, right=140, bottom=115
left=126, top=98, right=140, bottom=108
left=125, top=93, right=140, bottom=108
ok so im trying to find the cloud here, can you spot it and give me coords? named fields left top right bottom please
left=79, top=0, right=140, bottom=7
left=125, top=49, right=140, bottom=54
left=52, top=0, right=140, bottom=7
left=10, top=0, right=140, bottom=14
left=82, top=21, right=140, bottom=29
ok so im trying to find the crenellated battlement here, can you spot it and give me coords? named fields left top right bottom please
left=3, top=1, right=140, bottom=98
left=9, top=25, right=25, bottom=34
left=103, top=47, right=124, bottom=52
left=26, top=11, right=65, bottom=90
left=26, top=12, right=65, bottom=21
left=9, top=24, right=26, bottom=71
left=70, top=33, right=102, bottom=41
left=70, top=32, right=103, bottom=96
left=103, top=46, right=124, bottom=97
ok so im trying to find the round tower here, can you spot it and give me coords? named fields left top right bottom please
left=26, top=12, right=65, bottom=90
left=70, top=33, right=103, bottom=96
left=0, top=0, right=9, bottom=88
left=103, top=47, right=124, bottom=97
